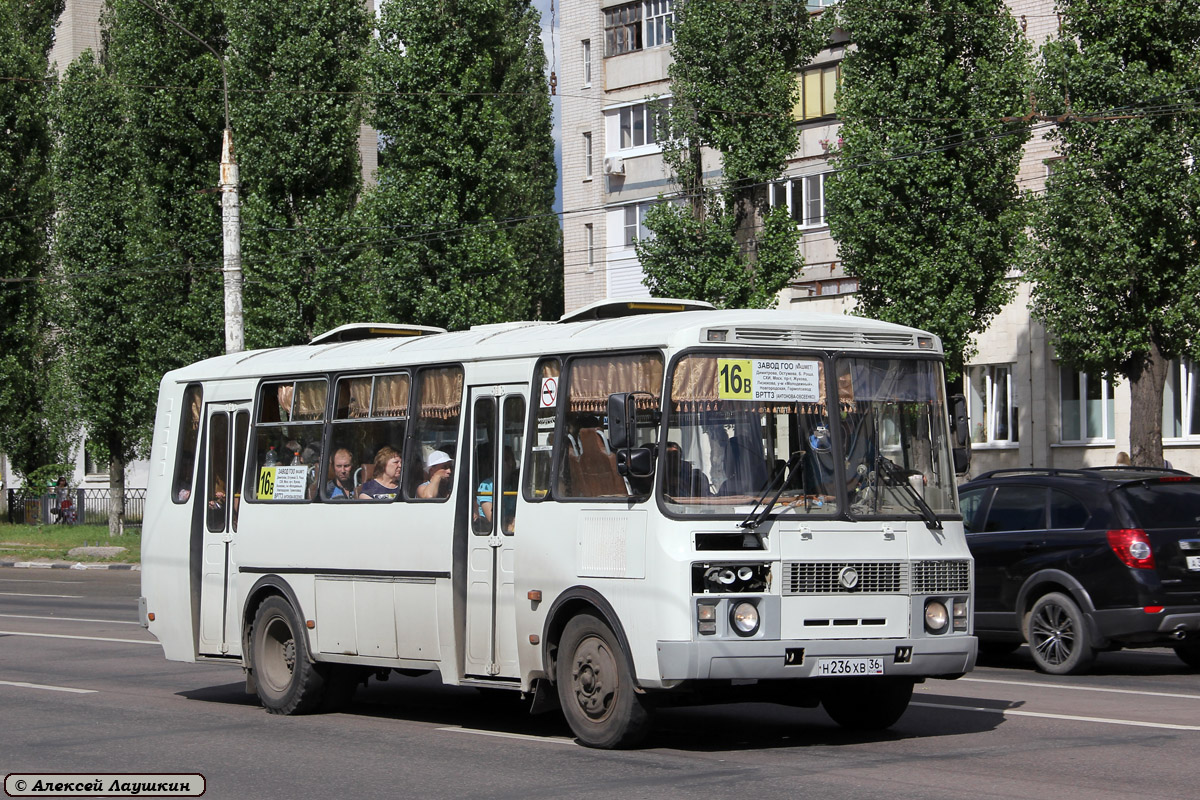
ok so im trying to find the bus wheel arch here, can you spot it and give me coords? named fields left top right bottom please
left=241, top=577, right=317, bottom=676
left=541, top=587, right=635, bottom=683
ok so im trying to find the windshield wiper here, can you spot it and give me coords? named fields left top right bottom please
left=875, top=456, right=942, bottom=531
left=739, top=451, right=806, bottom=531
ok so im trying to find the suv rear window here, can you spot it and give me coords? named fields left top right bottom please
left=1117, top=482, right=1200, bottom=528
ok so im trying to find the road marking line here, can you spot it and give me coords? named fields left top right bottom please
left=959, top=677, right=1200, bottom=701
left=437, top=727, right=577, bottom=745
left=0, top=591, right=84, bottom=599
left=0, top=613, right=140, bottom=626
left=0, top=579, right=85, bottom=584
left=911, top=701, right=1200, bottom=731
left=0, top=630, right=156, bottom=646
left=0, top=680, right=97, bottom=694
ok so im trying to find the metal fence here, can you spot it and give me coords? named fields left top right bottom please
left=4, top=488, right=146, bottom=526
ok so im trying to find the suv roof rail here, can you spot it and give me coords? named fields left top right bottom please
left=973, top=466, right=1191, bottom=481
left=972, top=467, right=1094, bottom=480
left=1083, top=465, right=1191, bottom=475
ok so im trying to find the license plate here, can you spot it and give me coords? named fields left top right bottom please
left=815, top=657, right=885, bottom=676
left=1187, top=556, right=1200, bottom=571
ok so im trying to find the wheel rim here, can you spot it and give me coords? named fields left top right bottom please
left=570, top=633, right=618, bottom=723
left=260, top=615, right=297, bottom=693
left=1030, top=602, right=1075, bottom=666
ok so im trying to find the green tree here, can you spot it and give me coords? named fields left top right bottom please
left=826, top=0, right=1031, bottom=374
left=53, top=0, right=226, bottom=532
left=0, top=0, right=73, bottom=480
left=1029, top=0, right=1200, bottom=467
left=638, top=0, right=824, bottom=308
left=363, top=0, right=562, bottom=330
left=226, top=0, right=374, bottom=347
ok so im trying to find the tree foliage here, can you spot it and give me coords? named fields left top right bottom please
left=362, top=0, right=562, bottom=330
left=827, top=0, right=1031, bottom=375
left=0, top=0, right=73, bottom=479
left=1029, top=0, right=1200, bottom=466
left=641, top=0, right=823, bottom=307
left=227, top=0, right=374, bottom=347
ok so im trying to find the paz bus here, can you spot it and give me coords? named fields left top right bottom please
left=139, top=299, right=976, bottom=748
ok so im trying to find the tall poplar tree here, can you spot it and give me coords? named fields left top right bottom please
left=827, top=0, right=1031, bottom=374
left=638, top=0, right=824, bottom=308
left=364, top=0, right=562, bottom=329
left=0, top=0, right=72, bottom=479
left=226, top=0, right=374, bottom=347
left=1030, top=0, right=1200, bottom=467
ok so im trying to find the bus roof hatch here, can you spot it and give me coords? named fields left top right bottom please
left=558, top=298, right=715, bottom=324
left=309, top=323, right=447, bottom=344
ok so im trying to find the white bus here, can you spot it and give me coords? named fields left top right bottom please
left=140, top=300, right=976, bottom=748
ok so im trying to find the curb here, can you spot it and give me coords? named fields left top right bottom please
left=0, top=560, right=140, bottom=571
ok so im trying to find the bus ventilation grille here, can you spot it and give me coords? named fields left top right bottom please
left=910, top=559, right=971, bottom=593
left=733, top=328, right=916, bottom=349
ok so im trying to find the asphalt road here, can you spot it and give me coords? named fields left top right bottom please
left=2, top=568, right=1197, bottom=800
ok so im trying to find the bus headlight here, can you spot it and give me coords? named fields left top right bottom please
left=730, top=601, right=760, bottom=636
left=925, top=600, right=949, bottom=634
left=953, top=599, right=968, bottom=632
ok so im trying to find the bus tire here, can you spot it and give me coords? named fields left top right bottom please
left=250, top=595, right=327, bottom=715
left=556, top=613, right=652, bottom=749
left=822, top=677, right=914, bottom=731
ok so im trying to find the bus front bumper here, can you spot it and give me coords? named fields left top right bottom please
left=656, top=636, right=977, bottom=682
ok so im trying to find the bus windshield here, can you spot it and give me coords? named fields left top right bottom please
left=662, top=353, right=957, bottom=520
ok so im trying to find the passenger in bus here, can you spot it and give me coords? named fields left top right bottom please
left=477, top=449, right=518, bottom=529
left=358, top=446, right=402, bottom=500
left=325, top=447, right=356, bottom=500
left=418, top=450, right=454, bottom=498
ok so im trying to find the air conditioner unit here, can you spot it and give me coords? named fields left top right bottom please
left=604, top=156, right=625, bottom=176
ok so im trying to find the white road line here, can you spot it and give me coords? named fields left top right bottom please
left=911, top=701, right=1200, bottom=731
left=959, top=676, right=1200, bottom=701
left=0, top=591, right=84, bottom=599
left=0, top=630, right=156, bottom=646
left=0, top=578, right=85, bottom=585
left=0, top=680, right=97, bottom=694
left=0, top=613, right=140, bottom=626
left=437, top=727, right=578, bottom=746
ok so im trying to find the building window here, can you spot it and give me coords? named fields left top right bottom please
left=583, top=132, right=593, bottom=179
left=1060, top=367, right=1115, bottom=442
left=604, top=1, right=674, bottom=57
left=769, top=174, right=828, bottom=228
left=623, top=202, right=654, bottom=247
left=585, top=223, right=595, bottom=272
left=794, top=64, right=841, bottom=121
left=967, top=365, right=1017, bottom=445
left=582, top=39, right=591, bottom=86
left=644, top=0, right=674, bottom=48
left=1163, top=358, right=1200, bottom=439
left=620, top=103, right=656, bottom=149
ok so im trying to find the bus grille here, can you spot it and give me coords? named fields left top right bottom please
left=733, top=327, right=917, bottom=349
left=783, top=560, right=971, bottom=595
left=911, top=559, right=971, bottom=593
left=783, top=561, right=907, bottom=595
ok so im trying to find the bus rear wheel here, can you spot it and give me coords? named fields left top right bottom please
left=556, top=613, right=652, bottom=749
left=251, top=596, right=327, bottom=715
left=821, top=677, right=914, bottom=730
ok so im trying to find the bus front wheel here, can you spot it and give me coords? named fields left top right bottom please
left=556, top=613, right=652, bottom=748
left=821, top=677, right=914, bottom=730
left=251, top=595, right=327, bottom=715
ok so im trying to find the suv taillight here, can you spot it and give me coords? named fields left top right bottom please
left=1107, top=529, right=1155, bottom=569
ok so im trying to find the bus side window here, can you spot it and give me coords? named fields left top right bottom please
left=525, top=358, right=560, bottom=502
left=251, top=379, right=327, bottom=502
left=328, top=373, right=409, bottom=501
left=172, top=384, right=203, bottom=504
left=406, top=366, right=464, bottom=500
left=556, top=352, right=664, bottom=500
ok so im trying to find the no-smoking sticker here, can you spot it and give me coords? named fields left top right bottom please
left=540, top=376, right=558, bottom=408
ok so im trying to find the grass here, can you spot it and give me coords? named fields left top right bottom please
left=0, top=522, right=141, bottom=563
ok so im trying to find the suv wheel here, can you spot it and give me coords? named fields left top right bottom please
left=1027, top=592, right=1094, bottom=675
left=1174, top=639, right=1200, bottom=670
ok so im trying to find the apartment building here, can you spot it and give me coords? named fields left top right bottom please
left=557, top=0, right=1200, bottom=474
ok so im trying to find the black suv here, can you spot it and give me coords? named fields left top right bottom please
left=959, top=467, right=1200, bottom=674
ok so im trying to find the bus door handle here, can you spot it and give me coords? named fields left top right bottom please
left=487, top=534, right=503, bottom=548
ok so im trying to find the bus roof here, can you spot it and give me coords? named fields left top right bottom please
left=162, top=307, right=941, bottom=385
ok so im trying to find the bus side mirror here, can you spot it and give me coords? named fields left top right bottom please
left=949, top=394, right=971, bottom=474
left=607, top=393, right=635, bottom=450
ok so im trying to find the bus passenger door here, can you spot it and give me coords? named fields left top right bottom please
left=465, top=388, right=526, bottom=678
left=198, top=404, right=250, bottom=656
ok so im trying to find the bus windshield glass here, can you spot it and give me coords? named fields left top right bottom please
left=662, top=353, right=957, bottom=520
left=837, top=356, right=957, bottom=519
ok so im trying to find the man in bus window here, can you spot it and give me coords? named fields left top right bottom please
left=326, top=448, right=355, bottom=500
left=418, top=450, right=454, bottom=498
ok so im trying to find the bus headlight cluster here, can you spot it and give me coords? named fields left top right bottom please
left=924, top=598, right=969, bottom=634
left=697, top=602, right=718, bottom=635
left=730, top=601, right=760, bottom=636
